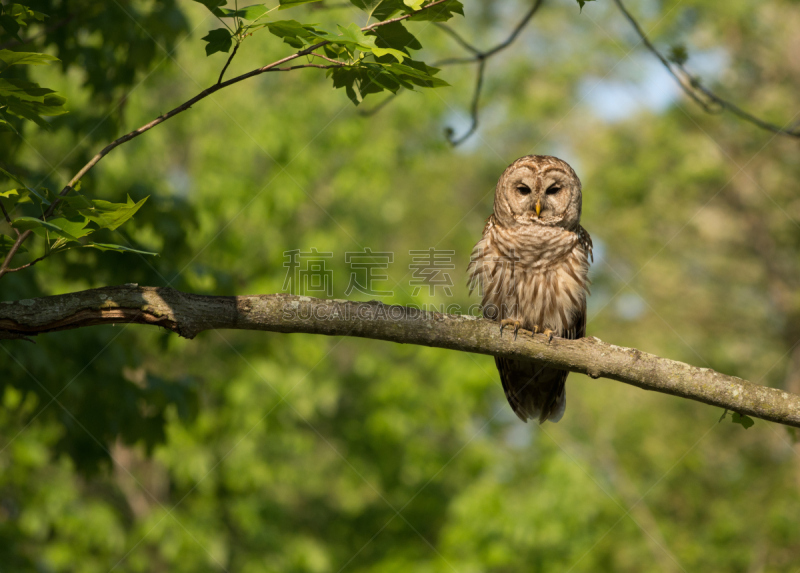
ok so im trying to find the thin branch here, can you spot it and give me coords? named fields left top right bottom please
left=360, top=0, right=545, bottom=122
left=2, top=285, right=799, bottom=428
left=0, top=0, right=453, bottom=280
left=5, top=253, right=49, bottom=272
left=434, top=22, right=481, bottom=55
left=435, top=0, right=544, bottom=145
left=309, top=52, right=348, bottom=66
left=613, top=0, right=800, bottom=138
left=217, top=43, right=240, bottom=84
left=446, top=58, right=484, bottom=145
left=0, top=199, right=18, bottom=234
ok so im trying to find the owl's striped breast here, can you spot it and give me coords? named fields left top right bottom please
left=468, top=218, right=592, bottom=337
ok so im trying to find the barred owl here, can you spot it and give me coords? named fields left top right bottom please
left=468, top=155, right=593, bottom=423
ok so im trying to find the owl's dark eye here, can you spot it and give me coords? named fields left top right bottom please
left=516, top=185, right=531, bottom=195
left=545, top=184, right=561, bottom=195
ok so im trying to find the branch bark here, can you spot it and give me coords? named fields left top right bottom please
left=2, top=285, right=798, bottom=428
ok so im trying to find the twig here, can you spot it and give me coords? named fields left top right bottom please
left=446, top=58, right=485, bottom=145
left=0, top=199, right=18, bottom=234
left=613, top=0, right=800, bottom=139
left=0, top=0, right=453, bottom=280
left=436, top=0, right=544, bottom=146
left=6, top=253, right=49, bottom=272
left=2, top=286, right=800, bottom=428
left=217, top=43, right=240, bottom=84
left=310, top=52, right=348, bottom=66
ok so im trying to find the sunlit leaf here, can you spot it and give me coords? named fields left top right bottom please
left=80, top=195, right=148, bottom=231
left=11, top=216, right=90, bottom=242
left=0, top=49, right=59, bottom=71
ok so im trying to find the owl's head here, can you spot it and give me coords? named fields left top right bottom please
left=493, top=155, right=582, bottom=230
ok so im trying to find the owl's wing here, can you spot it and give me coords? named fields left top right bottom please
left=466, top=214, right=498, bottom=295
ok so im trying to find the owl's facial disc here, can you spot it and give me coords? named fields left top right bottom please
left=494, top=155, right=582, bottom=230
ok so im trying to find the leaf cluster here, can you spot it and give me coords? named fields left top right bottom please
left=195, top=0, right=460, bottom=104
left=1, top=168, right=154, bottom=261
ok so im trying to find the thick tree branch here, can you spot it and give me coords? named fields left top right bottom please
left=2, top=285, right=798, bottom=428
left=0, top=0, right=452, bottom=280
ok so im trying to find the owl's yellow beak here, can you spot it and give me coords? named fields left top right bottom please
left=535, top=199, right=542, bottom=218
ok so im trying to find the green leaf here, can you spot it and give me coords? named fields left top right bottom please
left=265, top=20, right=323, bottom=49
left=278, top=0, right=324, bottom=9
left=0, top=78, right=57, bottom=100
left=201, top=28, right=233, bottom=56
left=382, top=60, right=448, bottom=88
left=368, top=21, right=421, bottom=54
left=408, top=0, right=463, bottom=21
left=731, top=412, right=754, bottom=429
left=0, top=14, right=22, bottom=41
left=403, top=0, right=425, bottom=9
left=349, top=0, right=404, bottom=21
left=85, top=243, right=158, bottom=256
left=11, top=216, right=90, bottom=242
left=217, top=4, right=269, bottom=19
left=80, top=195, right=148, bottom=231
left=192, top=0, right=227, bottom=16
left=0, top=77, right=68, bottom=127
left=317, top=23, right=405, bottom=62
left=0, top=234, right=27, bottom=254
left=371, top=47, right=405, bottom=62
left=0, top=49, right=59, bottom=72
left=0, top=188, right=20, bottom=198
left=0, top=118, right=14, bottom=132
left=576, top=0, right=595, bottom=11
left=0, top=167, right=37, bottom=200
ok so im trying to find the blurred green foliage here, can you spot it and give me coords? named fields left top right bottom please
left=2, top=0, right=800, bottom=571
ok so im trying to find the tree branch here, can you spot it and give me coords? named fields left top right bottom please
left=217, top=43, right=240, bottom=84
left=437, top=0, right=544, bottom=145
left=0, top=0, right=452, bottom=280
left=2, top=285, right=798, bottom=428
left=613, top=0, right=800, bottom=139
left=360, top=0, right=545, bottom=130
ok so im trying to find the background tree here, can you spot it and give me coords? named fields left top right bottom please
left=1, top=0, right=799, bottom=571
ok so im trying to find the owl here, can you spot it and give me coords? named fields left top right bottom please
left=468, top=155, right=593, bottom=423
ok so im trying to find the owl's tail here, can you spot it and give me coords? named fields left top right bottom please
left=496, top=357, right=567, bottom=423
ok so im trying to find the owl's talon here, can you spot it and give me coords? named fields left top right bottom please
left=500, top=319, right=522, bottom=340
left=543, top=328, right=556, bottom=343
